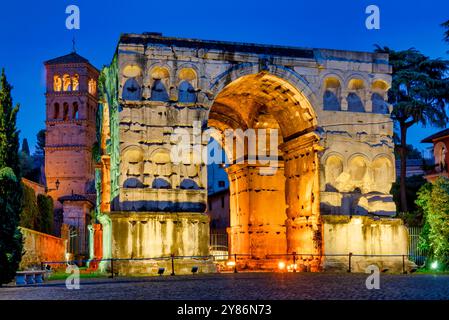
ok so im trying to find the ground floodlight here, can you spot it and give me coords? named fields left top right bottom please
left=278, top=261, right=286, bottom=270
left=191, top=266, right=199, bottom=274
left=158, top=267, right=165, bottom=275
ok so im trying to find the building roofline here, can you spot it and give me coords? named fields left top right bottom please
left=118, top=33, right=389, bottom=64
left=44, top=52, right=100, bottom=73
left=421, top=128, right=449, bottom=143
left=208, top=188, right=229, bottom=197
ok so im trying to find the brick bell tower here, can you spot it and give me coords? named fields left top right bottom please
left=44, top=51, right=99, bottom=256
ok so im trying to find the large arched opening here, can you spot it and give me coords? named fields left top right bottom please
left=206, top=71, right=322, bottom=270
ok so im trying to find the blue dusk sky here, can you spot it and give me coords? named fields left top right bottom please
left=0, top=0, right=448, bottom=156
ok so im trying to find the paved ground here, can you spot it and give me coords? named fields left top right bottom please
left=1, top=272, right=449, bottom=300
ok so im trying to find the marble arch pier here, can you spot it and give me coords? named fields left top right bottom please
left=93, top=33, right=410, bottom=274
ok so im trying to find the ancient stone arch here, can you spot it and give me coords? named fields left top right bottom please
left=94, top=33, right=410, bottom=274
left=206, top=70, right=322, bottom=268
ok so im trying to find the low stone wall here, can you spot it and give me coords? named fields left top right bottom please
left=105, top=211, right=214, bottom=275
left=322, top=215, right=413, bottom=272
left=20, top=227, right=67, bottom=269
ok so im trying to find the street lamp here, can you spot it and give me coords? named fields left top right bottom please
left=46, top=179, right=60, bottom=192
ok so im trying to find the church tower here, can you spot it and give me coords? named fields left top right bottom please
left=44, top=52, right=99, bottom=256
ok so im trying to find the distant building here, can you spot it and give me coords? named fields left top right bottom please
left=207, top=163, right=229, bottom=194
left=206, top=164, right=230, bottom=249
left=421, top=129, right=449, bottom=182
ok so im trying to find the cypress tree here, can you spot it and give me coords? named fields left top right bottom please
left=0, top=69, right=21, bottom=176
left=0, top=69, right=23, bottom=285
left=21, top=138, right=30, bottom=156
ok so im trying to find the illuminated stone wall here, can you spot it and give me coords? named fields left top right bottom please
left=20, top=227, right=67, bottom=269
left=322, top=216, right=410, bottom=272
left=94, top=33, right=408, bottom=273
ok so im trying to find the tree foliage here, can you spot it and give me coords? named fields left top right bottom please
left=35, top=129, right=45, bottom=157
left=442, top=20, right=449, bottom=50
left=20, top=183, right=39, bottom=230
left=375, top=46, right=449, bottom=212
left=20, top=183, right=54, bottom=234
left=19, top=151, right=34, bottom=179
left=391, top=174, right=427, bottom=226
left=0, top=69, right=23, bottom=284
left=21, top=138, right=30, bottom=155
left=36, top=194, right=54, bottom=235
left=0, top=167, right=23, bottom=284
left=416, top=178, right=449, bottom=268
left=0, top=69, right=21, bottom=177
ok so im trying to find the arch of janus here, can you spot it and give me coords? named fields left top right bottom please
left=94, top=34, right=411, bottom=274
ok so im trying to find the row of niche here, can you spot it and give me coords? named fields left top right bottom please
left=323, top=154, right=394, bottom=194
left=121, top=65, right=198, bottom=103
left=121, top=148, right=204, bottom=189
left=322, top=77, right=390, bottom=114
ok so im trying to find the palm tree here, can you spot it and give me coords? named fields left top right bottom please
left=442, top=20, right=449, bottom=48
left=375, top=46, right=449, bottom=212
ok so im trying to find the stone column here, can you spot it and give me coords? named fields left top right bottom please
left=340, top=89, right=348, bottom=111
left=226, top=163, right=287, bottom=260
left=100, top=155, right=111, bottom=212
left=365, top=92, right=373, bottom=112
left=226, top=164, right=250, bottom=256
left=281, top=132, right=323, bottom=271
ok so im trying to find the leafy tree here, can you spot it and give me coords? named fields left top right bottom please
left=35, top=129, right=45, bottom=157
left=391, top=174, right=427, bottom=226
left=20, top=183, right=38, bottom=230
left=37, top=194, right=54, bottom=234
left=375, top=46, right=449, bottom=212
left=0, top=168, right=23, bottom=285
left=0, top=69, right=21, bottom=177
left=416, top=178, right=449, bottom=269
left=19, top=151, right=34, bottom=179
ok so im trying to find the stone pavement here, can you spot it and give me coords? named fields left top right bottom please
left=1, top=272, right=449, bottom=300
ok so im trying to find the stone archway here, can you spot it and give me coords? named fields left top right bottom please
left=206, top=71, right=322, bottom=270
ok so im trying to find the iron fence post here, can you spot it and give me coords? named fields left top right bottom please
left=171, top=254, right=175, bottom=276
left=293, top=252, right=297, bottom=273
left=234, top=253, right=238, bottom=273
left=402, top=255, right=406, bottom=274
left=110, top=258, right=114, bottom=279
left=348, top=252, right=352, bottom=273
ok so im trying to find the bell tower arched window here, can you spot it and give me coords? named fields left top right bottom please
left=72, top=74, right=79, bottom=91
left=63, top=74, right=72, bottom=91
left=63, top=102, right=69, bottom=120
left=53, top=75, right=62, bottom=92
left=53, top=103, right=60, bottom=119
left=72, top=102, right=79, bottom=120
